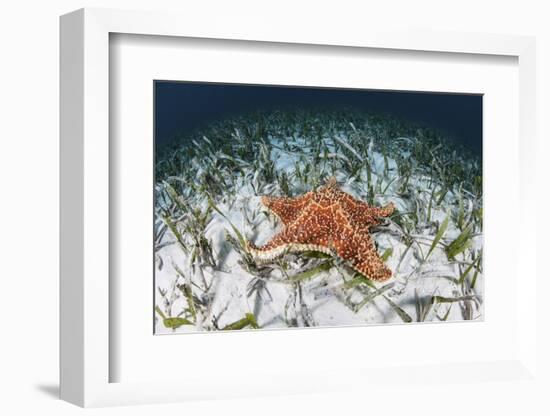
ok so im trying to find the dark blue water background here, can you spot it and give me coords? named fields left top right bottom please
left=155, top=81, right=482, bottom=155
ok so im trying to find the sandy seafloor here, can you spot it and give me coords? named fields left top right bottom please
left=154, top=115, right=483, bottom=334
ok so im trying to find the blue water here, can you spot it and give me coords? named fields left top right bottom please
left=155, top=81, right=482, bottom=155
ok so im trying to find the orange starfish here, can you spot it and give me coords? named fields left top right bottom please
left=247, top=177, right=395, bottom=281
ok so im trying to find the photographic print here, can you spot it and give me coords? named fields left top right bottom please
left=154, top=82, right=483, bottom=333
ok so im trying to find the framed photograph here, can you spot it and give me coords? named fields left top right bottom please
left=152, top=81, right=483, bottom=334
left=60, top=7, right=538, bottom=408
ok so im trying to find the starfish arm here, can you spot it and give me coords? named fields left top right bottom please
left=336, top=193, right=393, bottom=227
left=261, top=192, right=313, bottom=225
left=332, top=229, right=392, bottom=281
left=359, top=202, right=395, bottom=227
left=366, top=202, right=395, bottom=218
left=247, top=226, right=297, bottom=253
left=248, top=202, right=334, bottom=256
left=246, top=226, right=330, bottom=262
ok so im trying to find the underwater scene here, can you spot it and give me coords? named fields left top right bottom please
left=154, top=82, right=483, bottom=333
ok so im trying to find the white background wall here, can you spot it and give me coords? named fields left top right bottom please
left=0, top=0, right=548, bottom=414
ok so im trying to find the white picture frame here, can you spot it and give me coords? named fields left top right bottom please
left=60, top=7, right=538, bottom=408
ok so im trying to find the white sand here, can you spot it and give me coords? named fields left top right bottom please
left=154, top=135, right=483, bottom=334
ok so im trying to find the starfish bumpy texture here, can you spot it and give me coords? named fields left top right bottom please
left=247, top=177, right=395, bottom=281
